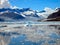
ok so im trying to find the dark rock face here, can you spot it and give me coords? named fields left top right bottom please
left=47, top=9, right=60, bottom=21
left=0, top=12, right=25, bottom=19
left=0, top=18, right=4, bottom=22
left=0, top=12, right=25, bottom=22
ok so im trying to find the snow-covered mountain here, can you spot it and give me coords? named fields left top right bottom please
left=0, top=0, right=56, bottom=22
left=46, top=8, right=60, bottom=21
left=0, top=0, right=59, bottom=22
left=0, top=7, right=59, bottom=22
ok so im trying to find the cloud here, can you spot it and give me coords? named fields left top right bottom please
left=0, top=0, right=11, bottom=8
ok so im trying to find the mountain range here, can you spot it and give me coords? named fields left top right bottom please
left=0, top=7, right=59, bottom=22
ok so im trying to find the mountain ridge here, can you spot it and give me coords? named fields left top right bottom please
left=0, top=7, right=59, bottom=22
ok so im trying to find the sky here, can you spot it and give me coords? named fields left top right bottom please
left=9, top=0, right=60, bottom=11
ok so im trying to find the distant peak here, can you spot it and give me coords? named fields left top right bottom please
left=44, top=7, right=53, bottom=11
left=55, top=8, right=60, bottom=11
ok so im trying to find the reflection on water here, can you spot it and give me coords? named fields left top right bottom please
left=0, top=23, right=60, bottom=45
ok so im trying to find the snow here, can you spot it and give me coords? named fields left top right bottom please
left=36, top=7, right=58, bottom=18
left=23, top=11, right=35, bottom=15
left=37, top=13, right=47, bottom=18
left=44, top=7, right=58, bottom=14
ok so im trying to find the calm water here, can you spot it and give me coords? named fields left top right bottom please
left=0, top=22, right=60, bottom=45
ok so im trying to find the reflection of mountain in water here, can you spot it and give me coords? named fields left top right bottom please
left=0, top=25, right=60, bottom=45
left=0, top=35, right=10, bottom=45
